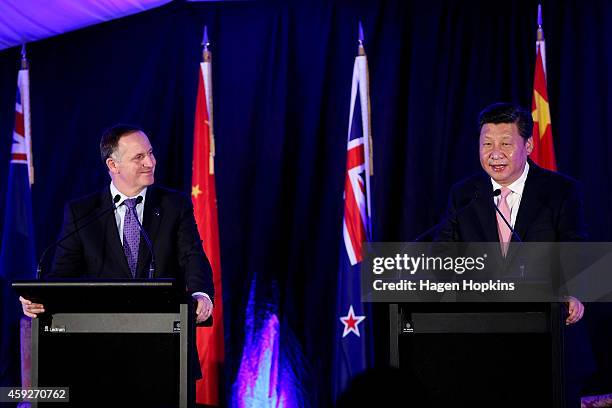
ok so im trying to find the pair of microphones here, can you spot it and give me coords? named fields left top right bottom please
left=36, top=194, right=157, bottom=279
left=413, top=188, right=522, bottom=242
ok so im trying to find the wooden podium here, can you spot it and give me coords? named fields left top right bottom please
left=12, top=279, right=196, bottom=408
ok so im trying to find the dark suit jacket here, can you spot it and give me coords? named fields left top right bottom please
left=436, top=162, right=587, bottom=244
left=433, top=162, right=589, bottom=295
left=436, top=162, right=595, bottom=387
left=48, top=185, right=214, bottom=299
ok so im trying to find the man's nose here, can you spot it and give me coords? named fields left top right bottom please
left=143, top=155, right=155, bottom=167
left=490, top=146, right=504, bottom=159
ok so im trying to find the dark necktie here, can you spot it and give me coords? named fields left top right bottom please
left=123, top=198, right=140, bottom=277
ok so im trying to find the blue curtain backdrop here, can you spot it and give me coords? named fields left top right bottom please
left=0, top=0, right=611, bottom=404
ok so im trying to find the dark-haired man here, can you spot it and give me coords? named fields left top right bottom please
left=20, top=125, right=214, bottom=323
left=435, top=102, right=591, bottom=407
left=437, top=102, right=585, bottom=323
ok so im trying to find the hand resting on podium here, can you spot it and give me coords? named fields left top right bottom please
left=19, top=294, right=213, bottom=323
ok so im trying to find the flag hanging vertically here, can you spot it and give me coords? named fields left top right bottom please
left=191, top=27, right=225, bottom=406
left=332, top=22, right=374, bottom=401
left=0, top=46, right=36, bottom=387
left=531, top=4, right=557, bottom=171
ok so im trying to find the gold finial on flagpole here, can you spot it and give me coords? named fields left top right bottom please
left=358, top=21, right=366, bottom=56
left=201, top=26, right=215, bottom=174
left=202, top=26, right=211, bottom=63
left=21, top=44, right=29, bottom=70
left=536, top=4, right=545, bottom=42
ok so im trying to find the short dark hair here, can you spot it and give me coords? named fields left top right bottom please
left=477, top=102, right=533, bottom=140
left=100, top=124, right=144, bottom=164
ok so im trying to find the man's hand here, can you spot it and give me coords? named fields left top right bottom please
left=565, top=296, right=584, bottom=325
left=194, top=295, right=213, bottom=324
left=19, top=296, right=45, bottom=319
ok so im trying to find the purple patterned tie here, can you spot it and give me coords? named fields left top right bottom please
left=123, top=198, right=140, bottom=277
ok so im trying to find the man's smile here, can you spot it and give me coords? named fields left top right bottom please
left=489, top=163, right=508, bottom=172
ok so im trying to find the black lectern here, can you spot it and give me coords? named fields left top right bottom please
left=389, top=303, right=566, bottom=407
left=13, top=279, right=196, bottom=408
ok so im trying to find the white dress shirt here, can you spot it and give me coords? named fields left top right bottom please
left=490, top=162, right=530, bottom=228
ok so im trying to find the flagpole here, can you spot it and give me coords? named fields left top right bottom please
left=21, top=43, right=34, bottom=390
left=536, top=4, right=547, bottom=78
left=0, top=43, right=37, bottom=392
left=357, top=22, right=373, bottom=236
left=202, top=27, right=215, bottom=176
left=20, top=44, right=34, bottom=185
left=193, top=25, right=225, bottom=406
left=333, top=22, right=375, bottom=400
left=531, top=3, right=557, bottom=170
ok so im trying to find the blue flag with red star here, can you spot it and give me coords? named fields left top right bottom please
left=0, top=61, right=36, bottom=387
left=332, top=32, right=374, bottom=401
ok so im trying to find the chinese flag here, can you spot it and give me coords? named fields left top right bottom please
left=531, top=37, right=557, bottom=170
left=192, top=53, right=224, bottom=405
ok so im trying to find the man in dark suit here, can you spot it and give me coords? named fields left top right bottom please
left=437, top=102, right=585, bottom=323
left=20, top=124, right=214, bottom=323
left=434, top=102, right=591, bottom=407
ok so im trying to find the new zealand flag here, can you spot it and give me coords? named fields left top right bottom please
left=0, top=66, right=36, bottom=387
left=332, top=39, right=374, bottom=401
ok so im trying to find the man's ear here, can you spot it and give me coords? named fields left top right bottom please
left=525, top=136, right=534, bottom=155
left=106, top=157, right=119, bottom=174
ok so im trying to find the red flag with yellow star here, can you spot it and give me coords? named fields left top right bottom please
left=531, top=7, right=557, bottom=171
left=192, top=28, right=225, bottom=406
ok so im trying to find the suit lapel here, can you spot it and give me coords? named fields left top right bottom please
left=102, top=190, right=133, bottom=278
left=506, top=164, right=546, bottom=261
left=472, top=176, right=499, bottom=242
left=463, top=176, right=506, bottom=272
left=512, top=165, right=546, bottom=243
left=136, top=186, right=162, bottom=278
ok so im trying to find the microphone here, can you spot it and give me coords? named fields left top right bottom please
left=412, top=188, right=484, bottom=242
left=36, top=194, right=121, bottom=279
left=492, top=189, right=522, bottom=243
left=128, top=196, right=156, bottom=279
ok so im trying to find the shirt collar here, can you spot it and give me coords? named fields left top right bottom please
left=109, top=182, right=148, bottom=206
left=490, top=161, right=530, bottom=195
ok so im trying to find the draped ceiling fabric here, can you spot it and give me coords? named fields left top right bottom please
left=0, top=0, right=611, bottom=405
left=0, top=0, right=171, bottom=50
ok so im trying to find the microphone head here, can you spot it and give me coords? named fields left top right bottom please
left=492, top=189, right=502, bottom=197
left=135, top=196, right=144, bottom=205
left=113, top=194, right=121, bottom=204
